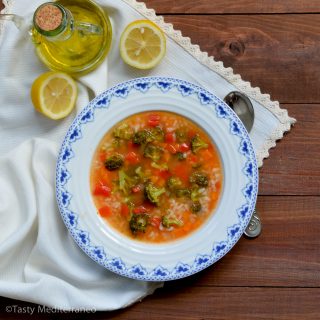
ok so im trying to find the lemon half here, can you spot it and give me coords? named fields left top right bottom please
left=120, top=20, right=166, bottom=70
left=31, top=71, right=77, bottom=120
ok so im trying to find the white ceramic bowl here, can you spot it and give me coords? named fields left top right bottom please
left=56, top=77, right=258, bottom=281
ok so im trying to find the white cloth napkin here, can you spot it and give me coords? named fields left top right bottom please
left=0, top=138, right=158, bottom=310
left=0, top=0, right=295, bottom=311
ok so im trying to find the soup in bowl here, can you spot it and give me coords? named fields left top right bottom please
left=90, top=111, right=223, bottom=243
left=56, top=77, right=258, bottom=281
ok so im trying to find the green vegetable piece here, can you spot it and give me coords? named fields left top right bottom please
left=175, top=129, right=187, bottom=143
left=175, top=188, right=191, bottom=198
left=177, top=152, right=187, bottom=161
left=105, top=154, right=124, bottom=171
left=190, top=172, right=209, bottom=187
left=151, top=162, right=168, bottom=170
left=150, top=126, right=164, bottom=142
left=129, top=213, right=149, bottom=234
left=113, top=123, right=134, bottom=140
left=143, top=143, right=163, bottom=162
left=167, top=176, right=191, bottom=198
left=119, top=170, right=136, bottom=195
left=112, top=138, right=121, bottom=148
left=191, top=201, right=202, bottom=213
left=167, top=176, right=183, bottom=191
left=162, top=215, right=183, bottom=228
left=133, top=127, right=164, bottom=145
left=135, top=166, right=144, bottom=179
left=190, top=186, right=203, bottom=202
left=144, top=182, right=166, bottom=205
left=133, top=130, right=150, bottom=145
left=191, top=134, right=208, bottom=154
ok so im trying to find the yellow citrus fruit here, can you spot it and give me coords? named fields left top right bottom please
left=31, top=71, right=77, bottom=120
left=120, top=20, right=166, bottom=70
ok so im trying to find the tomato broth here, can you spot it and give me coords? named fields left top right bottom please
left=90, top=111, right=223, bottom=243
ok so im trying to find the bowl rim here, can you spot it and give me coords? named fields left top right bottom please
left=56, top=76, right=259, bottom=281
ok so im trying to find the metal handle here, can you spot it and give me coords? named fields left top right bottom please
left=244, top=209, right=262, bottom=238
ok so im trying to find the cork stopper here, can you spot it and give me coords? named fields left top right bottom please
left=34, top=3, right=63, bottom=32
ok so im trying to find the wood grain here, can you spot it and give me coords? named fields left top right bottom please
left=113, top=287, right=320, bottom=320
left=259, top=104, right=320, bottom=195
left=176, top=196, right=320, bottom=287
left=145, top=0, right=320, bottom=14
left=163, top=15, right=320, bottom=104
left=1, top=288, right=319, bottom=319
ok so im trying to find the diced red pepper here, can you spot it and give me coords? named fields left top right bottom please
left=179, top=143, right=190, bottom=152
left=132, top=185, right=142, bottom=193
left=158, top=169, right=171, bottom=180
left=125, top=151, right=140, bottom=165
left=166, top=144, right=177, bottom=154
left=121, top=204, right=130, bottom=217
left=148, top=114, right=161, bottom=127
left=133, top=206, right=148, bottom=214
left=150, top=216, right=161, bottom=228
left=93, top=182, right=111, bottom=197
left=165, top=132, right=176, bottom=143
left=99, top=206, right=112, bottom=217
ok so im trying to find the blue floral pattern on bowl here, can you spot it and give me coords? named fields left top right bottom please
left=56, top=77, right=258, bottom=281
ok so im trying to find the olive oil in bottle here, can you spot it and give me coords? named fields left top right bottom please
left=32, top=0, right=112, bottom=76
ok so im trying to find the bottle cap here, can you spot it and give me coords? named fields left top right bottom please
left=33, top=2, right=67, bottom=36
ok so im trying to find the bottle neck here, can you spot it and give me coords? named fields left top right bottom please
left=33, top=2, right=74, bottom=41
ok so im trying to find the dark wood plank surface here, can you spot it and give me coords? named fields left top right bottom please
left=113, top=288, right=320, bottom=320
left=1, top=287, right=320, bottom=320
left=184, top=196, right=320, bottom=288
left=1, top=0, right=319, bottom=319
left=259, top=104, right=320, bottom=195
left=163, top=15, right=320, bottom=104
left=147, top=0, right=320, bottom=14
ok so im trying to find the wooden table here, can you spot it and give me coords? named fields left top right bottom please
left=1, top=1, right=319, bottom=319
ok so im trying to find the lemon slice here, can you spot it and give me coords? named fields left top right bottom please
left=31, top=71, right=77, bottom=120
left=120, top=20, right=166, bottom=69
